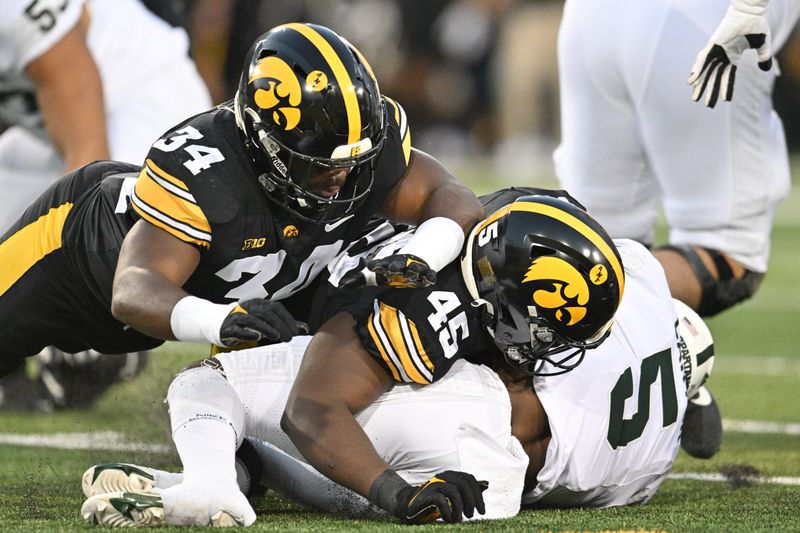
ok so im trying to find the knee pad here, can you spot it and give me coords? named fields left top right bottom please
left=659, top=245, right=763, bottom=317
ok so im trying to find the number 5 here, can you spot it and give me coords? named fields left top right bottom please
left=607, top=348, right=679, bottom=449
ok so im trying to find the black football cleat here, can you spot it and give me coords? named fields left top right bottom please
left=681, top=386, right=723, bottom=459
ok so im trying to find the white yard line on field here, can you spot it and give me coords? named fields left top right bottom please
left=2, top=416, right=798, bottom=454
left=667, top=472, right=800, bottom=486
left=723, top=419, right=800, bottom=435
left=2, top=429, right=798, bottom=487
left=714, top=355, right=800, bottom=376
left=0, top=431, right=171, bottom=453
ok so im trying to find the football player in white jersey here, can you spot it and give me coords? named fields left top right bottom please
left=555, top=0, right=800, bottom=318
left=0, top=0, right=212, bottom=411
left=0, top=0, right=212, bottom=231
left=80, top=191, right=718, bottom=526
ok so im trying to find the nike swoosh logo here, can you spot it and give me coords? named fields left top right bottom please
left=324, top=214, right=355, bottom=232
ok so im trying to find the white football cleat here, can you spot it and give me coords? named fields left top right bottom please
left=82, top=463, right=157, bottom=497
left=81, top=491, right=165, bottom=527
left=81, top=491, right=248, bottom=527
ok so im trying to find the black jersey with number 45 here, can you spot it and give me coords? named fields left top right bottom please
left=347, top=256, right=493, bottom=385
left=344, top=187, right=561, bottom=385
left=130, top=98, right=411, bottom=313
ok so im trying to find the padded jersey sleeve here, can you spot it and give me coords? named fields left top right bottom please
left=383, top=96, right=411, bottom=166
left=0, top=0, right=84, bottom=72
left=129, top=108, right=245, bottom=250
left=361, top=298, right=438, bottom=384
left=130, top=158, right=212, bottom=249
left=354, top=270, right=480, bottom=385
left=365, top=96, right=412, bottom=194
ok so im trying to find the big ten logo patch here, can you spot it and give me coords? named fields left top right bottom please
left=242, top=237, right=267, bottom=251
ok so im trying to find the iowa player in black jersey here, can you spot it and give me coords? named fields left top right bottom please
left=0, top=24, right=481, bottom=407
left=280, top=190, right=626, bottom=521
left=112, top=22, right=482, bottom=352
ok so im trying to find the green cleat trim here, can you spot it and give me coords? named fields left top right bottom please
left=109, top=492, right=163, bottom=519
left=90, top=463, right=155, bottom=485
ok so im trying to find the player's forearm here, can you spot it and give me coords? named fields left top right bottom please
left=282, top=313, right=394, bottom=499
left=281, top=400, right=391, bottom=498
left=111, top=266, right=189, bottom=339
left=381, top=149, right=483, bottom=233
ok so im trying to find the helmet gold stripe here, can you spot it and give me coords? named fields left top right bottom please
left=283, top=23, right=362, bottom=144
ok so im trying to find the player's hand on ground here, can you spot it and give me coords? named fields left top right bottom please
left=688, top=0, right=772, bottom=108
left=219, top=299, right=308, bottom=347
left=397, top=471, right=488, bottom=524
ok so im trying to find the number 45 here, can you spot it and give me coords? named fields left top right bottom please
left=153, top=126, right=225, bottom=176
left=426, top=291, right=469, bottom=359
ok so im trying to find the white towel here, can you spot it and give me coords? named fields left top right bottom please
left=455, top=422, right=529, bottom=520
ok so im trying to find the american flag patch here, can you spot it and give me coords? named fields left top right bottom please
left=682, top=316, right=699, bottom=337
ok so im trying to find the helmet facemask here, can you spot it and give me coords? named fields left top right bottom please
left=248, top=114, right=386, bottom=223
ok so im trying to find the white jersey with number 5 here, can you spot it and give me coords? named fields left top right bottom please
left=524, top=239, right=688, bottom=508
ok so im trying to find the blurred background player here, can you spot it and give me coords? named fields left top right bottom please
left=0, top=0, right=211, bottom=410
left=554, top=0, right=800, bottom=318
left=0, top=0, right=211, bottom=230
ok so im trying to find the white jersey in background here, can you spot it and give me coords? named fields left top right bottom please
left=556, top=0, right=800, bottom=272
left=0, top=0, right=212, bottom=230
left=525, top=239, right=687, bottom=508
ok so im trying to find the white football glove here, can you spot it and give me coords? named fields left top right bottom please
left=687, top=0, right=772, bottom=108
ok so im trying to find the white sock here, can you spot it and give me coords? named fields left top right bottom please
left=166, top=366, right=244, bottom=488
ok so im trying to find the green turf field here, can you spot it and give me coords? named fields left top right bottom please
left=1, top=167, right=798, bottom=532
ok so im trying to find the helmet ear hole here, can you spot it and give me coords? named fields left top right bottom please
left=257, top=49, right=276, bottom=61
left=529, top=245, right=556, bottom=259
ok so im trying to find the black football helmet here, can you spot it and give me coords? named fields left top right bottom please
left=461, top=194, right=625, bottom=376
left=234, top=23, right=387, bottom=223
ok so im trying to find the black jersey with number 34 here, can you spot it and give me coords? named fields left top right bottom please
left=129, top=98, right=411, bottom=311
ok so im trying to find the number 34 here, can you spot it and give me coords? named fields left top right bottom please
left=153, top=126, right=225, bottom=176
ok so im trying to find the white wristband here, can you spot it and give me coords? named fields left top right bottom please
left=170, top=295, right=238, bottom=346
left=399, top=217, right=465, bottom=272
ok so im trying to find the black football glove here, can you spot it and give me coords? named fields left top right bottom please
left=688, top=0, right=771, bottom=108
left=370, top=254, right=436, bottom=288
left=219, top=299, right=308, bottom=348
left=339, top=254, right=437, bottom=289
left=370, top=469, right=488, bottom=524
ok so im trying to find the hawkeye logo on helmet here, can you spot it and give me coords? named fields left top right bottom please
left=522, top=256, right=596, bottom=327
left=249, top=56, right=302, bottom=131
